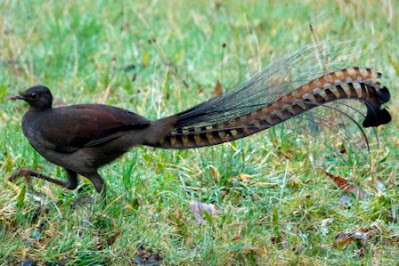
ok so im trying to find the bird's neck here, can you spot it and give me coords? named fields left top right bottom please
left=28, top=105, right=52, bottom=112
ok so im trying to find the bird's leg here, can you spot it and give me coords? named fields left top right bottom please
left=81, top=172, right=107, bottom=204
left=9, top=168, right=79, bottom=190
left=82, top=172, right=106, bottom=195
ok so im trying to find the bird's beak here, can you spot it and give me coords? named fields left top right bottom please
left=9, top=95, right=25, bottom=100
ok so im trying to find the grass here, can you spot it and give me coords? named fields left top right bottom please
left=0, top=0, right=398, bottom=264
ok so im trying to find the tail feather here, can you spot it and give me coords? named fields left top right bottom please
left=146, top=67, right=391, bottom=149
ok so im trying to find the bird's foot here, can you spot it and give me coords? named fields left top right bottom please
left=9, top=168, right=36, bottom=182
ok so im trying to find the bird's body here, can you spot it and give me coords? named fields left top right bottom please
left=18, top=102, right=161, bottom=191
left=10, top=44, right=392, bottom=194
left=22, top=104, right=149, bottom=167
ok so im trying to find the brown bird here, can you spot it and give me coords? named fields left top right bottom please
left=10, top=46, right=391, bottom=194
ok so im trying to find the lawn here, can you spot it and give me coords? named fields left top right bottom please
left=0, top=0, right=398, bottom=264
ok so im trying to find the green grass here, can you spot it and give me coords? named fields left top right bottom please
left=1, top=0, right=398, bottom=264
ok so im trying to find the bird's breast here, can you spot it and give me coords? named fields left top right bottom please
left=22, top=113, right=57, bottom=159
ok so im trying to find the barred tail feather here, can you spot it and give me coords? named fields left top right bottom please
left=146, top=67, right=391, bottom=149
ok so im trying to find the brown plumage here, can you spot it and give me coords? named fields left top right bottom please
left=10, top=43, right=392, bottom=194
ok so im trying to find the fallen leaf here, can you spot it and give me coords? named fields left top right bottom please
left=232, top=234, right=241, bottom=241
left=333, top=232, right=358, bottom=248
left=333, top=228, right=372, bottom=251
left=97, top=232, right=120, bottom=250
left=325, top=172, right=369, bottom=199
left=333, top=225, right=391, bottom=254
left=190, top=200, right=221, bottom=225
left=107, top=232, right=121, bottom=246
left=339, top=147, right=347, bottom=154
left=352, top=229, right=370, bottom=245
left=214, top=80, right=222, bottom=96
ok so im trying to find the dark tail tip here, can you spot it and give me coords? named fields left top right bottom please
left=363, top=106, right=391, bottom=128
left=377, top=86, right=390, bottom=104
left=362, top=85, right=392, bottom=128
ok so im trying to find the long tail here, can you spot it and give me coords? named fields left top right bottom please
left=145, top=67, right=391, bottom=149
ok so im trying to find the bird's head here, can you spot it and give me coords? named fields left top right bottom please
left=11, top=85, right=53, bottom=111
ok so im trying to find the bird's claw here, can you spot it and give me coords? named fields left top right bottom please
left=9, top=168, right=33, bottom=182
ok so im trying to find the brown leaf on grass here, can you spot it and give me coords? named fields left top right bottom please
left=333, top=229, right=371, bottom=249
left=339, top=147, right=347, bottom=154
left=190, top=200, right=221, bottom=225
left=325, top=172, right=369, bottom=199
left=232, top=233, right=241, bottom=241
left=214, top=80, right=222, bottom=96
left=106, top=232, right=121, bottom=246
left=270, top=235, right=290, bottom=249
left=332, top=224, right=399, bottom=255
left=333, top=234, right=361, bottom=252
left=332, top=227, right=391, bottom=257
left=232, top=227, right=242, bottom=241
left=97, top=232, right=121, bottom=250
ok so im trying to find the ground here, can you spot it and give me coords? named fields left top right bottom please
left=0, top=0, right=398, bottom=264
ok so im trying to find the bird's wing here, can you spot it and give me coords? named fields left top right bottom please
left=38, top=104, right=150, bottom=152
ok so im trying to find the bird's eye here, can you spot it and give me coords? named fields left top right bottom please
left=30, top=93, right=37, bottom=99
